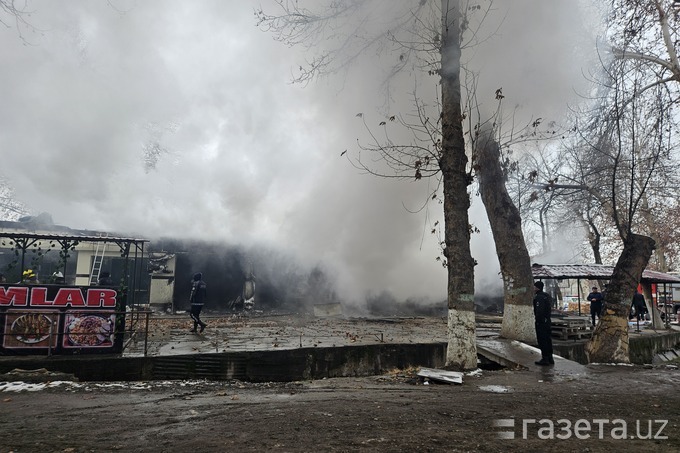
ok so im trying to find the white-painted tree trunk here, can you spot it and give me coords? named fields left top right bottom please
left=476, top=132, right=535, bottom=342
left=446, top=308, right=477, bottom=370
left=500, top=303, right=536, bottom=343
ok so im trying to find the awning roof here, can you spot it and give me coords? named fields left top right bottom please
left=531, top=263, right=680, bottom=284
left=0, top=231, right=147, bottom=244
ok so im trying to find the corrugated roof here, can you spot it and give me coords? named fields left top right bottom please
left=531, top=263, right=680, bottom=284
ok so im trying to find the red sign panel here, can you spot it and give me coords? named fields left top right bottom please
left=0, top=285, right=125, bottom=355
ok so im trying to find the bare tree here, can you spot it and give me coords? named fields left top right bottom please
left=257, top=0, right=487, bottom=369
left=602, top=0, right=680, bottom=271
left=579, top=57, right=668, bottom=362
left=468, top=81, right=583, bottom=342
left=512, top=1, right=680, bottom=268
left=534, top=0, right=680, bottom=362
left=465, top=84, right=565, bottom=343
left=475, top=125, right=535, bottom=342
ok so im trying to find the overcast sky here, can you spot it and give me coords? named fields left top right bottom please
left=0, top=1, right=596, bottom=303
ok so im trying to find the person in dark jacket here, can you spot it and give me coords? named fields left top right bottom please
left=97, top=271, right=113, bottom=286
left=631, top=291, right=647, bottom=322
left=587, top=286, right=604, bottom=327
left=533, top=281, right=554, bottom=365
left=189, top=272, right=207, bottom=333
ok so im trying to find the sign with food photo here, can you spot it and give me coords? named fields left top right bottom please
left=63, top=312, right=115, bottom=348
left=2, top=311, right=59, bottom=349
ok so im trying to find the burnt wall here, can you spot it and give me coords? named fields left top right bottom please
left=152, top=239, right=340, bottom=313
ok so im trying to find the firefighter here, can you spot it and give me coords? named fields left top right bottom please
left=21, top=269, right=38, bottom=284
left=189, top=272, right=208, bottom=333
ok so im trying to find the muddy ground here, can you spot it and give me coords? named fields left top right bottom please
left=2, top=363, right=680, bottom=453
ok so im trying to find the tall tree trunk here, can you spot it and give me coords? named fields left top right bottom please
left=586, top=233, right=655, bottom=363
left=440, top=0, right=476, bottom=370
left=476, top=131, right=535, bottom=342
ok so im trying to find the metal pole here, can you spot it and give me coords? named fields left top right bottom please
left=144, top=309, right=150, bottom=357
left=20, top=241, right=26, bottom=280
left=656, top=282, right=670, bottom=329
left=47, top=321, right=52, bottom=357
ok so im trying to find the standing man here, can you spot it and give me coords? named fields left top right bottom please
left=533, top=281, right=554, bottom=365
left=587, top=286, right=604, bottom=328
left=189, top=272, right=207, bottom=333
left=97, top=271, right=113, bottom=286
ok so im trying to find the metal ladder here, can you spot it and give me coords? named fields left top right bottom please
left=89, top=233, right=108, bottom=285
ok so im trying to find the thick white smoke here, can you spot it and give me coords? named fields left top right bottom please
left=0, top=1, right=597, bottom=305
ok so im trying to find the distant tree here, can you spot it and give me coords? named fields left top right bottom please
left=142, top=121, right=179, bottom=173
left=0, top=177, right=29, bottom=221
left=653, top=201, right=680, bottom=271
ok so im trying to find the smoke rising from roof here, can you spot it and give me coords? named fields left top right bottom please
left=0, top=1, right=597, bottom=306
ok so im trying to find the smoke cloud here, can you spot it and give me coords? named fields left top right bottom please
left=0, top=1, right=597, bottom=306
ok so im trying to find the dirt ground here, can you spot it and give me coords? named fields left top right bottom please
left=2, top=363, right=680, bottom=453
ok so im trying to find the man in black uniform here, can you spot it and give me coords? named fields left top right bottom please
left=189, top=272, right=208, bottom=333
left=533, top=281, right=554, bottom=365
left=631, top=291, right=647, bottom=322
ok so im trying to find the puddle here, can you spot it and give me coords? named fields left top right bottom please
left=478, top=385, right=512, bottom=393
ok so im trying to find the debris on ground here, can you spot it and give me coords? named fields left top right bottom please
left=416, top=367, right=463, bottom=384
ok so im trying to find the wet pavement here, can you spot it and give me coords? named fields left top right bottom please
left=477, top=336, right=588, bottom=381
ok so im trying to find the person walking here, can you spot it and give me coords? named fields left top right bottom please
left=631, top=291, right=647, bottom=322
left=533, top=281, right=554, bottom=365
left=587, top=286, right=604, bottom=327
left=189, top=272, right=207, bottom=333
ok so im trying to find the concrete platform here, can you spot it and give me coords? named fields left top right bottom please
left=1, top=313, right=679, bottom=382
left=127, top=312, right=679, bottom=364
